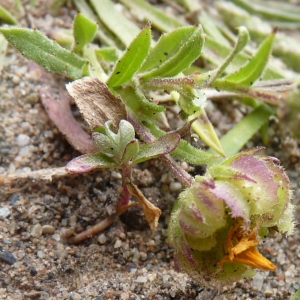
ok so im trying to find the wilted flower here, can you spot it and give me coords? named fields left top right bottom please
left=168, top=148, right=294, bottom=286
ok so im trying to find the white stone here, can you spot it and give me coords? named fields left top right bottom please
left=0, top=207, right=11, bottom=220
left=16, top=134, right=31, bottom=147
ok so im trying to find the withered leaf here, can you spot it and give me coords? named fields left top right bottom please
left=126, top=181, right=161, bottom=231
left=40, top=86, right=96, bottom=154
left=66, top=77, right=127, bottom=132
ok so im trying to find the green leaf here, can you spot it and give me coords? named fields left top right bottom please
left=232, top=0, right=300, bottom=22
left=118, top=0, right=183, bottom=32
left=134, top=132, right=180, bottom=164
left=224, top=30, right=276, bottom=85
left=139, top=25, right=205, bottom=80
left=92, top=132, right=116, bottom=157
left=72, top=12, right=98, bottom=53
left=290, top=287, right=300, bottom=300
left=116, top=120, right=136, bottom=156
left=191, top=109, right=225, bottom=157
left=82, top=44, right=108, bottom=82
left=0, top=5, right=18, bottom=24
left=172, top=139, right=218, bottom=165
left=117, top=86, right=166, bottom=130
left=203, top=36, right=285, bottom=80
left=0, top=28, right=88, bottom=79
left=66, top=153, right=118, bottom=173
left=95, top=47, right=119, bottom=62
left=208, top=26, right=250, bottom=84
left=121, top=140, right=139, bottom=163
left=208, top=104, right=274, bottom=164
left=89, top=0, right=140, bottom=47
left=107, top=24, right=151, bottom=88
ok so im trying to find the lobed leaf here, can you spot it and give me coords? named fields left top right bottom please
left=72, top=12, right=98, bottom=53
left=107, top=24, right=151, bottom=88
left=139, top=25, right=205, bottom=80
left=0, top=27, right=88, bottom=79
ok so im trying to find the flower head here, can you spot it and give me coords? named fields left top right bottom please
left=168, top=148, right=294, bottom=286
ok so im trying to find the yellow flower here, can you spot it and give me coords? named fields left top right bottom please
left=219, top=222, right=276, bottom=271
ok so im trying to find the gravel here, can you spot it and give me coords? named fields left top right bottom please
left=0, top=2, right=299, bottom=300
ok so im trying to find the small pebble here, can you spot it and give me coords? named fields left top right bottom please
left=70, top=292, right=81, bottom=300
left=16, top=134, right=30, bottom=147
left=135, top=276, right=147, bottom=283
left=98, top=234, right=107, bottom=244
left=0, top=251, right=16, bottom=265
left=31, top=223, right=42, bottom=238
left=120, top=292, right=129, bottom=300
left=114, top=239, right=123, bottom=248
left=0, top=207, right=11, bottom=220
left=169, top=181, right=182, bottom=192
left=42, top=225, right=55, bottom=235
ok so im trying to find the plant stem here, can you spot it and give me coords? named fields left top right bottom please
left=119, top=162, right=132, bottom=206
left=128, top=112, right=194, bottom=187
left=67, top=215, right=114, bottom=244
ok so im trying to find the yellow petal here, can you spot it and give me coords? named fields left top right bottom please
left=230, top=246, right=276, bottom=270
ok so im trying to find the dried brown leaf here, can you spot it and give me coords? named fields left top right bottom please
left=66, top=77, right=127, bottom=132
left=126, top=181, right=161, bottom=231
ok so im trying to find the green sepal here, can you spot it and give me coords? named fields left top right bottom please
left=72, top=12, right=98, bottom=53
left=0, top=27, right=89, bottom=79
left=139, top=25, right=205, bottom=80
left=107, top=23, right=151, bottom=88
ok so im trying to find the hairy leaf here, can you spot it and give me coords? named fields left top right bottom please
left=107, top=24, right=151, bottom=88
left=0, top=28, right=88, bottom=79
left=66, top=153, right=118, bottom=173
left=224, top=29, right=276, bottom=85
left=139, top=25, right=205, bottom=80
left=72, top=12, right=98, bottom=53
left=134, top=132, right=180, bottom=163
left=121, top=140, right=140, bottom=163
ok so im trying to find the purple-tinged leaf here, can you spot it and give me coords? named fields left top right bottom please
left=134, top=132, right=180, bottom=163
left=40, top=86, right=96, bottom=154
left=66, top=153, right=118, bottom=173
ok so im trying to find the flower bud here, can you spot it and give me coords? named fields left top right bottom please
left=168, top=148, right=294, bottom=286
